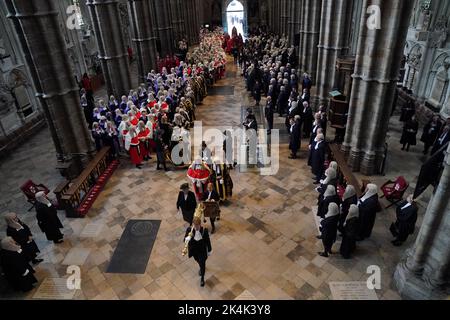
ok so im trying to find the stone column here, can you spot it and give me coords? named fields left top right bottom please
left=273, top=0, right=279, bottom=33
left=288, top=0, right=301, bottom=46
left=184, top=0, right=194, bottom=45
left=298, top=0, right=322, bottom=83
left=342, top=0, right=414, bottom=175
left=192, top=0, right=200, bottom=44
left=170, top=0, right=186, bottom=43
left=87, top=0, right=132, bottom=97
left=394, top=142, right=450, bottom=299
left=315, top=0, right=353, bottom=106
left=153, top=0, right=175, bottom=56
left=5, top=0, right=94, bottom=174
left=280, top=0, right=290, bottom=37
left=128, top=0, right=158, bottom=81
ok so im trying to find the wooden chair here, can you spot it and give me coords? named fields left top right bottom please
left=20, top=180, right=50, bottom=211
left=381, top=176, right=409, bottom=209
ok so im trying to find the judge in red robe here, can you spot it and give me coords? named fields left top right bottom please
left=125, top=127, right=143, bottom=169
left=138, top=121, right=152, bottom=161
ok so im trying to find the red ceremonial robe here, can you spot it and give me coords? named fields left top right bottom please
left=129, top=136, right=143, bottom=165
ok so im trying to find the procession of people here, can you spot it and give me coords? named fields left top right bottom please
left=1, top=25, right=427, bottom=294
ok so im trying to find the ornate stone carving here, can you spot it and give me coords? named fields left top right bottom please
left=407, top=46, right=422, bottom=69
left=432, top=15, right=449, bottom=48
left=118, top=2, right=130, bottom=44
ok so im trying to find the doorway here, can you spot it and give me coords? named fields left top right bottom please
left=226, top=0, right=245, bottom=39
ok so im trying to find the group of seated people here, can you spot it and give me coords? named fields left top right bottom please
left=312, top=162, right=419, bottom=259
left=80, top=28, right=227, bottom=170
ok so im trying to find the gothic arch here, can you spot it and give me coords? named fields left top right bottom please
left=222, top=0, right=248, bottom=37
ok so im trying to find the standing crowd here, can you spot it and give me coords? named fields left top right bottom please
left=240, top=30, right=419, bottom=260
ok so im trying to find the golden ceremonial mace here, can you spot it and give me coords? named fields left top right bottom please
left=182, top=203, right=205, bottom=256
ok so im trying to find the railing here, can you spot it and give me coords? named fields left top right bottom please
left=59, top=147, right=113, bottom=218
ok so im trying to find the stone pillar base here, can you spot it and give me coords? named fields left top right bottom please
left=394, top=261, right=448, bottom=300
left=347, top=149, right=361, bottom=172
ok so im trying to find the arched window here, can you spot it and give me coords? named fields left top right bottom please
left=226, top=1, right=245, bottom=38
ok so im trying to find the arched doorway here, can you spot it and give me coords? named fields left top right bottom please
left=225, top=0, right=245, bottom=39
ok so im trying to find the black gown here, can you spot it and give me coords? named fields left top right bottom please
left=317, top=178, right=338, bottom=195
left=320, top=215, right=339, bottom=253
left=177, top=191, right=197, bottom=224
left=393, top=201, right=418, bottom=242
left=358, top=195, right=380, bottom=240
left=35, top=202, right=64, bottom=241
left=6, top=222, right=40, bottom=263
left=340, top=217, right=360, bottom=259
left=289, top=123, right=301, bottom=155
left=309, top=141, right=326, bottom=180
left=317, top=195, right=341, bottom=218
left=0, top=249, right=37, bottom=292
left=400, top=119, right=419, bottom=146
left=338, top=195, right=358, bottom=233
left=184, top=227, right=212, bottom=277
left=421, top=120, right=441, bottom=152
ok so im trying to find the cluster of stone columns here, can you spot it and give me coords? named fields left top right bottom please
left=342, top=0, right=415, bottom=175
left=279, top=0, right=289, bottom=37
left=5, top=0, right=94, bottom=175
left=128, top=0, right=158, bottom=82
left=315, top=0, right=353, bottom=105
left=152, top=0, right=175, bottom=57
left=394, top=142, right=450, bottom=299
left=170, top=0, right=187, bottom=44
left=298, top=0, right=322, bottom=83
left=87, top=0, right=132, bottom=97
left=184, top=0, right=200, bottom=46
left=287, top=0, right=301, bottom=46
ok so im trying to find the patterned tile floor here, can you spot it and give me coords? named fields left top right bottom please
left=0, top=58, right=433, bottom=300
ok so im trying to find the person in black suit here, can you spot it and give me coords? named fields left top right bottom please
left=0, top=237, right=38, bottom=292
left=308, top=133, right=326, bottom=184
left=400, top=115, right=419, bottom=152
left=243, top=113, right=258, bottom=132
left=265, top=96, right=275, bottom=134
left=317, top=185, right=341, bottom=219
left=177, top=183, right=197, bottom=225
left=184, top=216, right=212, bottom=287
left=391, top=195, right=418, bottom=246
left=340, top=204, right=360, bottom=259
left=302, top=73, right=312, bottom=92
left=421, top=115, right=442, bottom=155
left=4, top=212, right=42, bottom=265
left=302, top=101, right=313, bottom=138
left=357, top=184, right=381, bottom=241
left=318, top=203, right=340, bottom=257
left=431, top=125, right=450, bottom=157
left=310, top=113, right=323, bottom=146
left=253, top=80, right=262, bottom=106
left=202, top=183, right=220, bottom=234
left=277, top=86, right=289, bottom=116
left=300, top=88, right=310, bottom=104
left=286, top=100, right=301, bottom=133
left=288, top=117, right=301, bottom=159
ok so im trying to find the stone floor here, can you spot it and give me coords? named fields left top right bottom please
left=0, top=58, right=434, bottom=300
